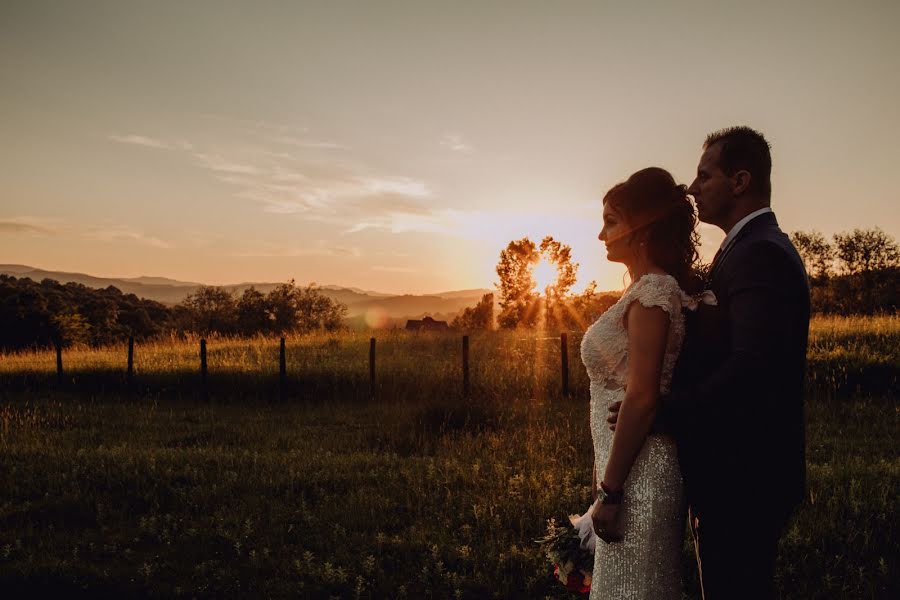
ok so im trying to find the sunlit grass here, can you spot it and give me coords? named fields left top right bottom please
left=2, top=315, right=896, bottom=399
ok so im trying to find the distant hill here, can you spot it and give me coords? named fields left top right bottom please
left=428, top=288, right=496, bottom=299
left=0, top=265, right=203, bottom=305
left=0, top=265, right=492, bottom=322
left=120, top=275, right=200, bottom=287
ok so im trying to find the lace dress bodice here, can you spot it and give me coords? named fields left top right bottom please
left=580, top=273, right=688, bottom=395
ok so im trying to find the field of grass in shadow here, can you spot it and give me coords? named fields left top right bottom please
left=0, top=385, right=896, bottom=598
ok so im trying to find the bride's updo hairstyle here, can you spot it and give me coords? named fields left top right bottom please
left=603, top=167, right=703, bottom=294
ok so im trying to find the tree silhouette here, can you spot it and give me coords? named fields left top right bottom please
left=833, top=227, right=899, bottom=275
left=495, top=236, right=580, bottom=329
left=181, top=286, right=238, bottom=335
left=790, top=230, right=833, bottom=283
left=538, top=235, right=579, bottom=328
left=264, top=280, right=347, bottom=334
left=452, top=292, right=494, bottom=331
left=495, top=237, right=540, bottom=329
left=833, top=227, right=899, bottom=313
left=236, top=286, right=270, bottom=335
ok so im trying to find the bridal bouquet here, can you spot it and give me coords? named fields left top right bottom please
left=535, top=501, right=598, bottom=594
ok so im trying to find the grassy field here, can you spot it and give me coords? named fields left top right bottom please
left=0, top=315, right=897, bottom=598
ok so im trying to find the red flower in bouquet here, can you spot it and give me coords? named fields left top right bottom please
left=553, top=562, right=592, bottom=593
left=535, top=515, right=594, bottom=594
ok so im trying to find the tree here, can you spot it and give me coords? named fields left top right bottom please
left=451, top=293, right=494, bottom=331
left=790, top=230, right=833, bottom=283
left=52, top=311, right=91, bottom=347
left=293, top=283, right=347, bottom=333
left=539, top=235, right=579, bottom=329
left=539, top=236, right=579, bottom=297
left=833, top=227, right=899, bottom=275
left=495, top=235, right=582, bottom=329
left=180, top=286, right=238, bottom=335
left=832, top=228, right=899, bottom=313
left=265, top=280, right=347, bottom=334
left=236, top=286, right=271, bottom=336
left=267, top=281, right=300, bottom=334
left=495, top=238, right=540, bottom=329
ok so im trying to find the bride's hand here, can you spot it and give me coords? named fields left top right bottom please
left=591, top=502, right=624, bottom=544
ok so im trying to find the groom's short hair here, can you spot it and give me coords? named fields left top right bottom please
left=704, top=126, right=772, bottom=199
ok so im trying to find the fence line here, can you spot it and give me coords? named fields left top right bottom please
left=462, top=335, right=470, bottom=397
left=127, top=336, right=135, bottom=385
left=37, top=333, right=575, bottom=399
left=369, top=337, right=376, bottom=399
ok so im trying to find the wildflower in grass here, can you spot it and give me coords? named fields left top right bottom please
left=362, top=554, right=375, bottom=574
left=354, top=574, right=366, bottom=598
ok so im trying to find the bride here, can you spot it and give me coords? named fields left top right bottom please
left=580, top=167, right=705, bottom=599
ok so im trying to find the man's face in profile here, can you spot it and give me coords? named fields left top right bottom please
left=688, top=143, right=733, bottom=229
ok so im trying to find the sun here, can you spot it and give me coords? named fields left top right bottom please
left=533, top=258, right=556, bottom=292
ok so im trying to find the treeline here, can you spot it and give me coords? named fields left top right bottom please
left=480, top=227, right=899, bottom=332
left=791, top=227, right=899, bottom=314
left=0, top=275, right=173, bottom=350
left=0, top=276, right=347, bottom=351
left=171, top=281, right=347, bottom=337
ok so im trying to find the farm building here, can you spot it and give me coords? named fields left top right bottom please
left=405, top=316, right=449, bottom=331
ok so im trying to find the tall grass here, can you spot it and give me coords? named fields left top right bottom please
left=2, top=315, right=897, bottom=399
left=0, top=315, right=896, bottom=598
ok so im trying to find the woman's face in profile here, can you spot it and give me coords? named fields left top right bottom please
left=598, top=202, right=632, bottom=264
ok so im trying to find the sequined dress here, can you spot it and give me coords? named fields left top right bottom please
left=580, top=273, right=688, bottom=600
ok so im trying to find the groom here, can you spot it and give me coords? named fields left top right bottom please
left=611, top=126, right=810, bottom=599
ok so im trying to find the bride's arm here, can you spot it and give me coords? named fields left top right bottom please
left=601, top=303, right=669, bottom=492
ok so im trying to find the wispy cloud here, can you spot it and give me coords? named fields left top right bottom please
left=363, top=176, right=431, bottom=199
left=106, top=127, right=443, bottom=226
left=440, top=133, right=472, bottom=152
left=83, top=225, right=172, bottom=249
left=206, top=160, right=435, bottom=217
left=192, top=152, right=263, bottom=175
left=345, top=209, right=451, bottom=235
left=108, top=134, right=170, bottom=149
left=0, top=216, right=173, bottom=248
left=0, top=219, right=57, bottom=235
left=230, top=240, right=361, bottom=258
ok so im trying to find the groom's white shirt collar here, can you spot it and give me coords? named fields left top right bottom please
left=719, top=207, right=773, bottom=253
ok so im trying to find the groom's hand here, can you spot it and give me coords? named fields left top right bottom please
left=591, top=502, right=624, bottom=543
left=607, top=400, right=622, bottom=431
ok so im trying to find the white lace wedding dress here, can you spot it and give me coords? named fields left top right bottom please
left=580, top=273, right=689, bottom=600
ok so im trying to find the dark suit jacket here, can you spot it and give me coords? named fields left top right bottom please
left=669, top=211, right=811, bottom=521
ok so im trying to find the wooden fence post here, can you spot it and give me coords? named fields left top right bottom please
left=55, top=340, right=63, bottom=385
left=369, top=337, right=376, bottom=397
left=127, top=336, right=134, bottom=385
left=279, top=337, right=287, bottom=402
left=462, top=335, right=470, bottom=397
left=560, top=332, right=569, bottom=397
left=200, top=338, right=208, bottom=399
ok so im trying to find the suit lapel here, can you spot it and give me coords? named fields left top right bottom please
left=709, top=211, right=778, bottom=284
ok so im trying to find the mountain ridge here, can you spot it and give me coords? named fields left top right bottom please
left=0, top=264, right=493, bottom=321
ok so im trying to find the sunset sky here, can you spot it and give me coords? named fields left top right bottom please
left=2, top=1, right=898, bottom=295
